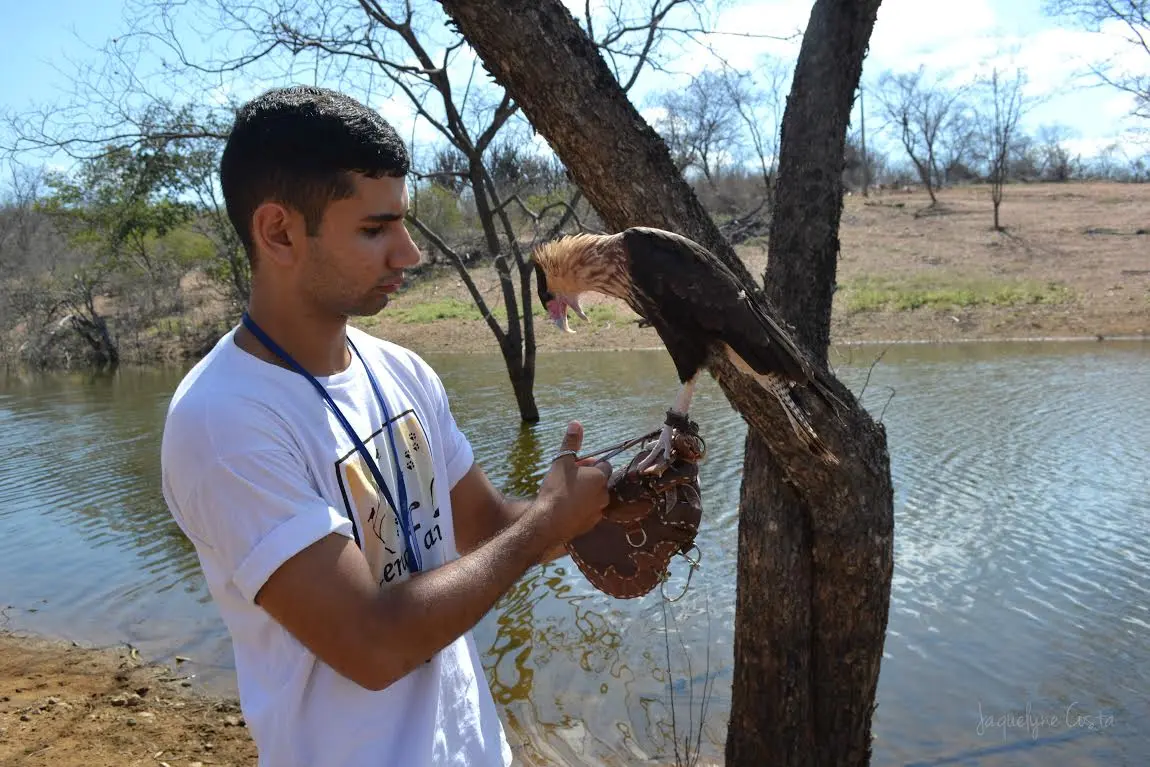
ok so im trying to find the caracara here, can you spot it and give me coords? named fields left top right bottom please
left=532, top=226, right=843, bottom=471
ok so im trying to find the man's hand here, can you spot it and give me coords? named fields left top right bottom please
left=530, top=421, right=611, bottom=543
left=452, top=421, right=612, bottom=562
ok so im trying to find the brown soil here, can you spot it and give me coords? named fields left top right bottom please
left=4, top=182, right=1147, bottom=368
left=0, top=631, right=255, bottom=767
left=0, top=632, right=716, bottom=766
left=358, top=182, right=1149, bottom=357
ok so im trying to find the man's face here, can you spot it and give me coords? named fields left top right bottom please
left=301, top=173, right=422, bottom=318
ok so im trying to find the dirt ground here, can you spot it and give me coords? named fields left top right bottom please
left=0, top=632, right=255, bottom=767
left=361, top=182, right=1149, bottom=357
left=1, top=182, right=1146, bottom=766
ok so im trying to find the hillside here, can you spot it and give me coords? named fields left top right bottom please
left=358, top=182, right=1149, bottom=356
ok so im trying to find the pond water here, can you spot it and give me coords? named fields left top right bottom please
left=1, top=338, right=1147, bottom=765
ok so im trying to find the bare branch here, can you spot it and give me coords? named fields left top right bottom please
left=405, top=212, right=507, bottom=343
left=1043, top=0, right=1149, bottom=119
left=476, top=92, right=519, bottom=153
left=619, top=0, right=672, bottom=92
left=856, top=348, right=888, bottom=402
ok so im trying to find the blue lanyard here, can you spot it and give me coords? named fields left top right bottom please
left=240, top=312, right=421, bottom=574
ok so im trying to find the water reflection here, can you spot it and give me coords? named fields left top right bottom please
left=503, top=423, right=547, bottom=499
left=1, top=341, right=1148, bottom=766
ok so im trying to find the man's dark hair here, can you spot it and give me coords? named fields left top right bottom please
left=220, top=85, right=410, bottom=261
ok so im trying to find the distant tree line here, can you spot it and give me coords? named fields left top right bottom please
left=2, top=60, right=1146, bottom=371
left=1, top=0, right=711, bottom=420
left=2, top=0, right=1147, bottom=379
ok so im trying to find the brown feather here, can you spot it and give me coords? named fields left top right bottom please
left=532, top=227, right=841, bottom=465
left=531, top=232, right=633, bottom=301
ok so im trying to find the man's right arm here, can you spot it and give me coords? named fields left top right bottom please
left=254, top=505, right=551, bottom=691
left=252, top=421, right=608, bottom=692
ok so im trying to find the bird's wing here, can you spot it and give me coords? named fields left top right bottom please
left=623, top=227, right=812, bottom=380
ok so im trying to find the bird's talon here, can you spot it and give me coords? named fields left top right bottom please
left=634, top=423, right=676, bottom=474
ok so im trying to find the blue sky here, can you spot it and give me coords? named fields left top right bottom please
left=2, top=0, right=1146, bottom=182
left=2, top=1, right=120, bottom=112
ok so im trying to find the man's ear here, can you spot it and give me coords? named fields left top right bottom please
left=251, top=201, right=300, bottom=268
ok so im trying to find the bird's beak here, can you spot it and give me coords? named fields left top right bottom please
left=548, top=299, right=575, bottom=333
left=548, top=295, right=587, bottom=333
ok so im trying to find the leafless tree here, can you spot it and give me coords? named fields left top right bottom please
left=1081, top=139, right=1150, bottom=178
left=938, top=105, right=980, bottom=184
left=720, top=56, right=790, bottom=209
left=1036, top=124, right=1083, bottom=181
left=842, top=130, right=874, bottom=191
left=1044, top=0, right=1150, bottom=120
left=875, top=66, right=968, bottom=203
left=977, top=67, right=1029, bottom=230
left=0, top=166, right=54, bottom=363
left=4, top=0, right=710, bottom=417
left=651, top=59, right=788, bottom=231
left=652, top=69, right=744, bottom=186
left=0, top=164, right=50, bottom=280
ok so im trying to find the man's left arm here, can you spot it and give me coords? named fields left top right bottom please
left=451, top=464, right=568, bottom=563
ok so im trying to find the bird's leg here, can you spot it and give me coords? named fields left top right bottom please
left=636, top=377, right=697, bottom=474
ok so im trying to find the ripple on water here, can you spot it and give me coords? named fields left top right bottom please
left=1, top=342, right=1148, bottom=765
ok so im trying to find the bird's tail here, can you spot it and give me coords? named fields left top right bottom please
left=765, top=374, right=840, bottom=466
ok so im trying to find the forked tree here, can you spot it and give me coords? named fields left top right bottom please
left=435, top=0, right=894, bottom=764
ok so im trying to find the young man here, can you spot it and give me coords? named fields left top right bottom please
left=160, top=86, right=611, bottom=767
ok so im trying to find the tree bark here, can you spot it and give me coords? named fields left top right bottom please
left=436, top=1, right=894, bottom=765
left=506, top=356, right=540, bottom=424
left=745, top=3, right=891, bottom=765
left=766, top=0, right=881, bottom=358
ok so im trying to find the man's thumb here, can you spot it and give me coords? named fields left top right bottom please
left=557, top=420, right=583, bottom=458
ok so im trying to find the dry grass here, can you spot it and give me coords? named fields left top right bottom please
left=824, top=181, right=1150, bottom=343
left=359, top=181, right=1148, bottom=356
left=60, top=181, right=1143, bottom=362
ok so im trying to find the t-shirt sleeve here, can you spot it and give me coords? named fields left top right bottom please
left=185, top=449, right=354, bottom=603
left=162, top=404, right=353, bottom=605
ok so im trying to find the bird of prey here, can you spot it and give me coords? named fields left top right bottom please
left=532, top=226, right=844, bottom=472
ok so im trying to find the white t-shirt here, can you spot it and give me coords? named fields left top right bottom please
left=160, top=324, right=512, bottom=767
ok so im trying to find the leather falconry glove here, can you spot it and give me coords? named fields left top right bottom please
left=564, top=413, right=705, bottom=600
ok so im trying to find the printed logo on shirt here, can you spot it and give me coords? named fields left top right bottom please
left=334, top=408, right=445, bottom=588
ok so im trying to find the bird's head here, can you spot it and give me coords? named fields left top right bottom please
left=534, top=261, right=587, bottom=333
left=531, top=232, right=628, bottom=334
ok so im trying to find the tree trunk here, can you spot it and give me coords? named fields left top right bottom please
left=436, top=2, right=894, bottom=766
left=747, top=3, right=892, bottom=764
left=920, top=162, right=937, bottom=204
left=468, top=156, right=504, bottom=258
left=518, top=261, right=539, bottom=422
left=991, top=170, right=1004, bottom=231
left=69, top=313, right=119, bottom=368
left=506, top=355, right=540, bottom=423
left=766, top=0, right=879, bottom=359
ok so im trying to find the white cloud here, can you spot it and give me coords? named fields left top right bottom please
left=826, top=0, right=1141, bottom=154
left=1064, top=135, right=1124, bottom=158
left=703, top=0, right=810, bottom=68
left=400, top=0, right=1146, bottom=163
left=639, top=104, right=667, bottom=124
left=868, top=0, right=999, bottom=68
